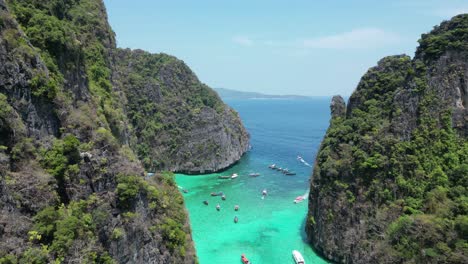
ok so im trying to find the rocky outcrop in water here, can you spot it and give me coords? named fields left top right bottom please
left=306, top=15, right=468, bottom=264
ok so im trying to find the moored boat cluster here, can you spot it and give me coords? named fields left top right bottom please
left=268, top=164, right=296, bottom=175
left=179, top=167, right=307, bottom=262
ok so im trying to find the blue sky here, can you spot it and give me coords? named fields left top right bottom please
left=104, top=0, right=468, bottom=96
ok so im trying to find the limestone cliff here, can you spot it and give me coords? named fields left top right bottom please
left=307, top=15, right=467, bottom=264
left=0, top=0, right=247, bottom=262
left=114, top=49, right=249, bottom=174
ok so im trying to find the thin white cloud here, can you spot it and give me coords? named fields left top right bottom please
left=302, top=28, right=402, bottom=49
left=232, top=35, right=253, bottom=46
left=434, top=7, right=468, bottom=18
left=263, top=40, right=292, bottom=48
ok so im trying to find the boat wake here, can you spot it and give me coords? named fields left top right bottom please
left=294, top=191, right=309, bottom=203
left=297, top=155, right=312, bottom=167
left=178, top=185, right=189, bottom=193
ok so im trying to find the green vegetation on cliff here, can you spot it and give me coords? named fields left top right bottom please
left=0, top=0, right=252, bottom=262
left=9, top=0, right=130, bottom=142
left=115, top=50, right=221, bottom=170
left=114, top=49, right=249, bottom=173
left=307, top=14, right=467, bottom=264
left=417, top=14, right=468, bottom=62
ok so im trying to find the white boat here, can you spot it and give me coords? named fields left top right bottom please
left=294, top=196, right=305, bottom=203
left=231, top=173, right=238, bottom=179
left=292, top=250, right=305, bottom=264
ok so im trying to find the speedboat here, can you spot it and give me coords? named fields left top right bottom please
left=231, top=173, right=238, bottom=179
left=203, top=200, right=209, bottom=205
left=294, top=196, right=305, bottom=203
left=216, top=204, right=220, bottom=211
left=234, top=216, right=238, bottom=223
left=218, top=175, right=230, bottom=179
left=241, top=254, right=250, bottom=264
left=211, top=192, right=223, bottom=196
left=268, top=164, right=276, bottom=169
left=285, top=172, right=296, bottom=175
left=249, top=173, right=260, bottom=177
left=221, top=195, right=226, bottom=200
left=234, top=205, right=239, bottom=211
left=262, top=189, right=267, bottom=196
left=292, top=250, right=305, bottom=264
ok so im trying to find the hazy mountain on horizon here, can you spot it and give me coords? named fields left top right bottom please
left=214, top=87, right=314, bottom=99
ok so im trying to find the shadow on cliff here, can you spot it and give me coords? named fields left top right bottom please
left=175, top=149, right=252, bottom=175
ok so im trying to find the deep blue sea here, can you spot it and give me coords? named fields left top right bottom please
left=176, top=98, right=331, bottom=263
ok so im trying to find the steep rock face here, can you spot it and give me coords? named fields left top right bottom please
left=0, top=6, right=59, bottom=142
left=331, top=95, right=346, bottom=118
left=1, top=0, right=199, bottom=263
left=307, top=15, right=468, bottom=264
left=114, top=49, right=249, bottom=173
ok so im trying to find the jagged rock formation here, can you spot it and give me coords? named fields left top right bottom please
left=330, top=95, right=346, bottom=118
left=0, top=0, right=247, bottom=262
left=114, top=49, right=249, bottom=174
left=307, top=15, right=467, bottom=264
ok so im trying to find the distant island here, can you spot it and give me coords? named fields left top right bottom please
left=214, top=88, right=312, bottom=99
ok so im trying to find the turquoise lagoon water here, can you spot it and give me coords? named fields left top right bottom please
left=176, top=98, right=331, bottom=264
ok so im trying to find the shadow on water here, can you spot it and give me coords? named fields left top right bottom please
left=299, top=213, right=331, bottom=263
left=176, top=150, right=254, bottom=175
